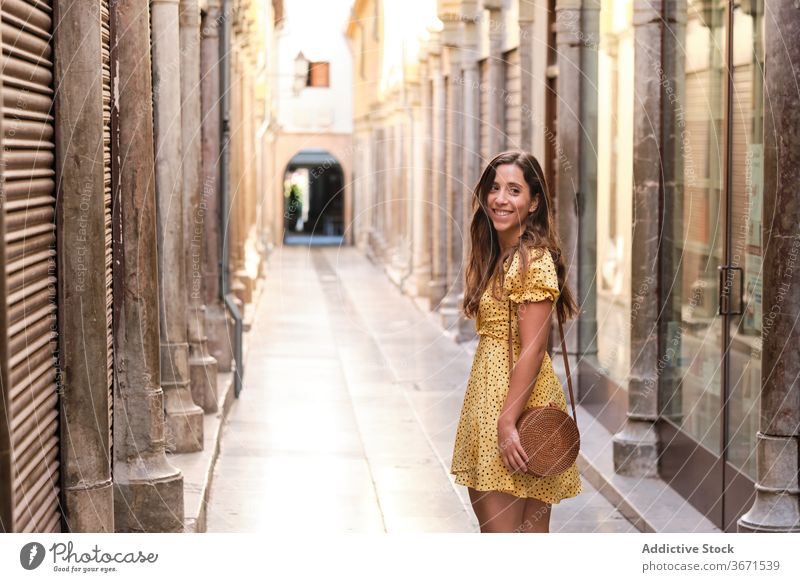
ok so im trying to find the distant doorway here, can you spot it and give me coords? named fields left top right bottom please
left=283, top=148, right=345, bottom=245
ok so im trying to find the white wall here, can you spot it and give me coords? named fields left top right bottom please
left=276, top=0, right=354, bottom=134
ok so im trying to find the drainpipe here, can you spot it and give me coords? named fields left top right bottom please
left=220, top=0, right=243, bottom=397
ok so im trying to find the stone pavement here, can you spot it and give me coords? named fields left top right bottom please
left=205, top=245, right=636, bottom=533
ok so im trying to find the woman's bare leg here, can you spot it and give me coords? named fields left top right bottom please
left=468, top=488, right=526, bottom=533
left=518, top=496, right=552, bottom=533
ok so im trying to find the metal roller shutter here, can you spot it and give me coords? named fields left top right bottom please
left=0, top=0, right=61, bottom=532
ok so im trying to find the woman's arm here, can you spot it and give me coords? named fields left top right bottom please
left=497, top=299, right=553, bottom=473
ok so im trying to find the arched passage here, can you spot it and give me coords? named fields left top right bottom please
left=283, top=148, right=345, bottom=245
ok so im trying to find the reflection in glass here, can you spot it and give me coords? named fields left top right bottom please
left=727, top=0, right=764, bottom=480
left=661, top=0, right=726, bottom=454
left=595, top=0, right=633, bottom=386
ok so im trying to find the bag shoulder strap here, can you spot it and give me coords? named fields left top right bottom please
left=507, top=298, right=577, bottom=424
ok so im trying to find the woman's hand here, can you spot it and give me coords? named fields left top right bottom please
left=497, top=417, right=529, bottom=473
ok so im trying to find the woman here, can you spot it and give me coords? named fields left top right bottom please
left=450, top=150, right=581, bottom=533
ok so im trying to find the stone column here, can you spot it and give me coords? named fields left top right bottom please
left=439, top=18, right=464, bottom=331
left=408, top=45, right=432, bottom=299
left=151, top=0, right=204, bottom=453
left=611, top=0, right=668, bottom=477
left=399, top=112, right=411, bottom=275
left=53, top=0, right=113, bottom=532
left=367, top=121, right=385, bottom=261
left=371, top=114, right=389, bottom=261
left=404, top=71, right=430, bottom=298
left=384, top=117, right=393, bottom=260
left=388, top=120, right=399, bottom=264
left=354, top=125, right=368, bottom=249
left=361, top=127, right=372, bottom=248
left=738, top=0, right=800, bottom=533
left=237, top=53, right=255, bottom=304
left=366, top=123, right=376, bottom=255
left=553, top=0, right=600, bottom=360
left=552, top=0, right=599, bottom=376
left=388, top=120, right=404, bottom=275
left=428, top=33, right=448, bottom=308
left=180, top=0, right=218, bottom=412
left=398, top=100, right=409, bottom=276
left=111, top=0, right=184, bottom=531
left=458, top=3, right=481, bottom=341
left=228, top=46, right=246, bottom=309
left=554, top=0, right=582, bottom=359
left=518, top=0, right=535, bottom=150
left=485, top=1, right=504, bottom=157
left=201, top=1, right=234, bottom=373
left=578, top=0, right=600, bottom=358
left=238, top=47, right=255, bottom=305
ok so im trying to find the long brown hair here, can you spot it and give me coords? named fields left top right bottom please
left=462, top=150, right=578, bottom=324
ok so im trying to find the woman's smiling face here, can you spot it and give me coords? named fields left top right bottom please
left=487, top=163, right=538, bottom=235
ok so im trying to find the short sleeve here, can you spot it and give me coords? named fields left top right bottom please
left=502, top=246, right=560, bottom=304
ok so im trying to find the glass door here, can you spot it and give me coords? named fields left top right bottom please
left=659, top=0, right=764, bottom=532
left=722, top=0, right=764, bottom=531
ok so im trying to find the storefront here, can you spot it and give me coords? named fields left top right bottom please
left=660, top=0, right=764, bottom=532
left=589, top=0, right=766, bottom=532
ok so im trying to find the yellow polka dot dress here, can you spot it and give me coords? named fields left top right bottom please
left=450, top=246, right=582, bottom=503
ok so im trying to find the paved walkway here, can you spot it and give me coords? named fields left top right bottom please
left=205, top=246, right=636, bottom=533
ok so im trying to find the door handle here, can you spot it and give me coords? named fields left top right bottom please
left=718, top=265, right=744, bottom=316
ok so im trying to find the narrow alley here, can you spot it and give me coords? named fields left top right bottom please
left=2, top=0, right=797, bottom=545
left=205, top=246, right=636, bottom=533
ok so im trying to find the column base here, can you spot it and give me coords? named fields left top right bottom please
left=427, top=276, right=447, bottom=310
left=63, top=479, right=114, bottom=532
left=439, top=289, right=462, bottom=331
left=190, top=346, right=219, bottom=413
left=243, top=271, right=257, bottom=303
left=188, top=304, right=220, bottom=413
left=387, top=241, right=411, bottom=284
left=612, top=418, right=659, bottom=478
left=400, top=263, right=431, bottom=298
left=205, top=301, right=233, bottom=372
left=232, top=270, right=251, bottom=305
left=114, top=453, right=184, bottom=532
left=385, top=261, right=406, bottom=289
left=164, top=384, right=204, bottom=453
left=738, top=491, right=800, bottom=532
left=366, top=230, right=389, bottom=264
left=456, top=312, right=476, bottom=343
left=738, top=433, right=800, bottom=532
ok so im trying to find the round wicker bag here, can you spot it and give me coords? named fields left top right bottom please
left=507, top=297, right=580, bottom=478
left=516, top=403, right=580, bottom=477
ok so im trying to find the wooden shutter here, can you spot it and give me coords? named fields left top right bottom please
left=308, top=61, right=329, bottom=87
left=0, top=0, right=61, bottom=532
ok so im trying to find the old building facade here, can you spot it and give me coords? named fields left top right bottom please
left=0, top=0, right=281, bottom=532
left=264, top=0, right=354, bottom=249
left=347, top=0, right=799, bottom=532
